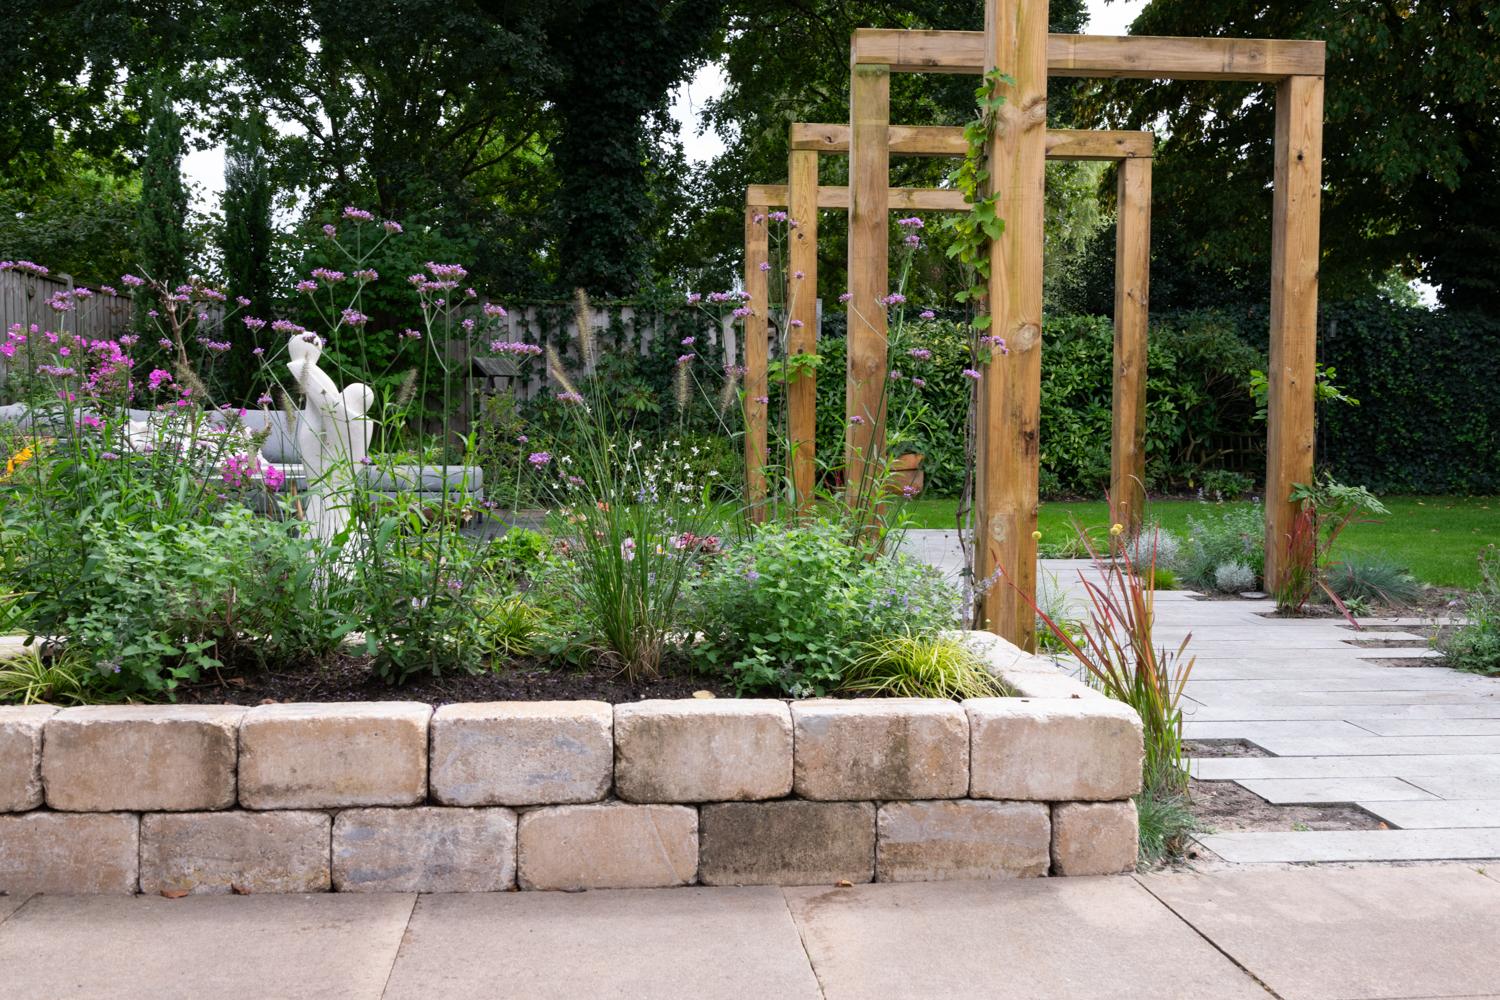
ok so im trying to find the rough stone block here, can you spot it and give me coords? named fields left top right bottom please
left=966, top=698, right=1143, bottom=802
left=0, top=705, right=55, bottom=812
left=0, top=812, right=138, bottom=894
left=42, top=705, right=244, bottom=812
left=333, top=806, right=517, bottom=893
left=960, top=631, right=1106, bottom=700
left=614, top=699, right=792, bottom=803
left=517, top=801, right=697, bottom=890
left=698, top=801, right=875, bottom=886
left=876, top=799, right=1050, bottom=882
left=429, top=701, right=611, bottom=807
left=1051, top=800, right=1139, bottom=876
left=238, top=702, right=430, bottom=809
left=140, top=810, right=331, bottom=894
left=792, top=700, right=968, bottom=801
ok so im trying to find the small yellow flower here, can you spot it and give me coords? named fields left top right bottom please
left=1110, top=523, right=1124, bottom=536
left=1031, top=530, right=1042, bottom=540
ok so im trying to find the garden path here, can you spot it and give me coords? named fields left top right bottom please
left=894, top=528, right=1500, bottom=866
left=3, top=867, right=1498, bottom=998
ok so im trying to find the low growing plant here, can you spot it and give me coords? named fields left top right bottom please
left=0, top=646, right=99, bottom=705
left=1181, top=500, right=1265, bottom=592
left=840, top=629, right=1007, bottom=700
left=1439, top=545, right=1500, bottom=676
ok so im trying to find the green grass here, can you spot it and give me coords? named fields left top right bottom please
left=900, top=494, right=1500, bottom=590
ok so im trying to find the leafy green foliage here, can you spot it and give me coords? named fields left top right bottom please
left=0, top=647, right=100, bottom=706
left=1440, top=544, right=1500, bottom=676
left=1181, top=501, right=1265, bottom=591
left=690, top=522, right=962, bottom=696
left=0, top=166, right=140, bottom=286
left=841, top=629, right=1007, bottom=700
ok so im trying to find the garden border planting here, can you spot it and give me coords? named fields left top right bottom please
left=0, top=634, right=1142, bottom=894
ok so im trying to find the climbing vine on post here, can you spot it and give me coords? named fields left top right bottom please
left=944, top=68, right=1014, bottom=330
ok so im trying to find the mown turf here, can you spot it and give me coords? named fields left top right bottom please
left=899, top=494, right=1500, bottom=589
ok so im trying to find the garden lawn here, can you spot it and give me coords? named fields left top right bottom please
left=900, top=495, right=1500, bottom=590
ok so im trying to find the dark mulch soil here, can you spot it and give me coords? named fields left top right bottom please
left=1183, top=740, right=1384, bottom=833
left=177, top=652, right=742, bottom=706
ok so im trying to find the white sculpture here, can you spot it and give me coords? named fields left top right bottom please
left=286, top=333, right=373, bottom=539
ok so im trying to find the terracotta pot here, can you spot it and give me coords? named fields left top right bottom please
left=886, top=454, right=925, bottom=496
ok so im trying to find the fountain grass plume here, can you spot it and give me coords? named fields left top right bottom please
left=573, top=287, right=596, bottom=369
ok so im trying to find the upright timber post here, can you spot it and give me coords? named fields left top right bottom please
left=1110, top=154, right=1151, bottom=535
left=744, top=203, right=770, bottom=523
left=1264, top=74, right=1324, bottom=592
left=786, top=145, right=820, bottom=513
left=974, top=0, right=1048, bottom=648
left=846, top=61, right=890, bottom=505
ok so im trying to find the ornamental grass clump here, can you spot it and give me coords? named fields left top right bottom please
left=1439, top=544, right=1500, bottom=676
left=1011, top=518, right=1195, bottom=794
left=840, top=628, right=1007, bottom=700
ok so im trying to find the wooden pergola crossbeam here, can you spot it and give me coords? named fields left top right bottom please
left=788, top=124, right=1153, bottom=161
left=851, top=28, right=1325, bottom=80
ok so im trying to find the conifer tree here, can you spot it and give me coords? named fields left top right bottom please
left=136, top=82, right=189, bottom=289
left=221, top=111, right=275, bottom=322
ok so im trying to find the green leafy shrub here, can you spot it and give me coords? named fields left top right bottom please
left=840, top=629, right=1008, bottom=700
left=691, top=523, right=962, bottom=696
left=1440, top=545, right=1500, bottom=675
left=1198, top=469, right=1254, bottom=502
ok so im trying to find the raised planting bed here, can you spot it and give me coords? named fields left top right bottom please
left=0, top=634, right=1144, bottom=894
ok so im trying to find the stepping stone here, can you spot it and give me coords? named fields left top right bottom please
left=1360, top=800, right=1500, bottom=829
left=1182, top=720, right=1372, bottom=740
left=1140, top=866, right=1500, bottom=1000
left=1195, top=828, right=1500, bottom=863
left=1191, top=753, right=1500, bottom=782
left=380, top=887, right=819, bottom=1000
left=0, top=893, right=28, bottom=926
left=1235, top=776, right=1439, bottom=805
left=1346, top=718, right=1500, bottom=737
left=1252, top=735, right=1500, bottom=757
left=0, top=892, right=415, bottom=1000
left=782, top=879, right=1266, bottom=999
left=1405, top=775, right=1500, bottom=799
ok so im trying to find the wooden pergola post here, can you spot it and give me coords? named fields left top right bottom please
left=973, top=0, right=1048, bottom=647
left=786, top=146, right=820, bottom=512
left=743, top=204, right=769, bottom=523
left=1264, top=74, right=1324, bottom=592
left=846, top=63, right=891, bottom=506
left=1111, top=155, right=1152, bottom=535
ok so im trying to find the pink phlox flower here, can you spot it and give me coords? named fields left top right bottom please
left=262, top=465, right=286, bottom=493
left=148, top=369, right=174, bottom=391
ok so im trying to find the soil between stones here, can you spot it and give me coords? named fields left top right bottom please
left=1184, top=739, right=1382, bottom=834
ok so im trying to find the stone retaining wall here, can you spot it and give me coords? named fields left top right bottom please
left=0, top=634, right=1144, bottom=894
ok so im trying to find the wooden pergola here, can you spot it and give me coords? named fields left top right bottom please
left=742, top=8, right=1325, bottom=651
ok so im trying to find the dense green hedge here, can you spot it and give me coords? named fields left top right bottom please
left=1319, top=303, right=1500, bottom=494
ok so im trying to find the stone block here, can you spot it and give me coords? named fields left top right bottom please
left=0, top=812, right=138, bottom=894
left=698, top=800, right=875, bottom=886
left=42, top=704, right=244, bottom=812
left=333, top=806, right=517, bottom=892
left=792, top=699, right=968, bottom=801
left=429, top=701, right=611, bottom=807
left=1051, top=800, right=1139, bottom=876
left=238, top=702, right=430, bottom=809
left=876, top=799, right=1051, bottom=882
left=140, top=810, right=331, bottom=894
left=517, top=801, right=697, bottom=890
left=614, top=699, right=792, bottom=803
left=0, top=705, right=54, bottom=812
left=966, top=698, right=1143, bottom=801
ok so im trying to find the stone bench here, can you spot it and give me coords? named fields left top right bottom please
left=0, top=635, right=1143, bottom=894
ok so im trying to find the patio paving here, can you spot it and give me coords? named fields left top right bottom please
left=3, top=868, right=1496, bottom=999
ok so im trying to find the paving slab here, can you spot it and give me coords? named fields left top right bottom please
left=1233, top=776, right=1439, bottom=805
left=1357, top=799, right=1500, bottom=829
left=1184, top=704, right=1500, bottom=722
left=0, top=892, right=415, bottom=1000
left=1404, top=775, right=1500, bottom=799
left=1195, top=690, right=1493, bottom=707
left=1252, top=734, right=1500, bottom=757
left=1190, top=753, right=1500, bottom=782
left=1348, top=717, right=1500, bottom=737
left=1182, top=720, right=1373, bottom=740
left=782, top=878, right=1266, bottom=1000
left=1196, top=828, right=1500, bottom=863
left=0, top=892, right=28, bottom=925
left=380, top=887, right=820, bottom=1000
left=1140, top=866, right=1500, bottom=1000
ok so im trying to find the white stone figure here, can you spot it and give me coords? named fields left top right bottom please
left=286, top=333, right=373, bottom=539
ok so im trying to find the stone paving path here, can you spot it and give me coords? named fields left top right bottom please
left=3, top=867, right=1498, bottom=999
left=900, top=531, right=1500, bottom=864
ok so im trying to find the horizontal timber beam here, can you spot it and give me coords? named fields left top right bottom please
left=790, top=124, right=1153, bottom=161
left=851, top=29, right=1325, bottom=81
left=746, top=185, right=969, bottom=212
